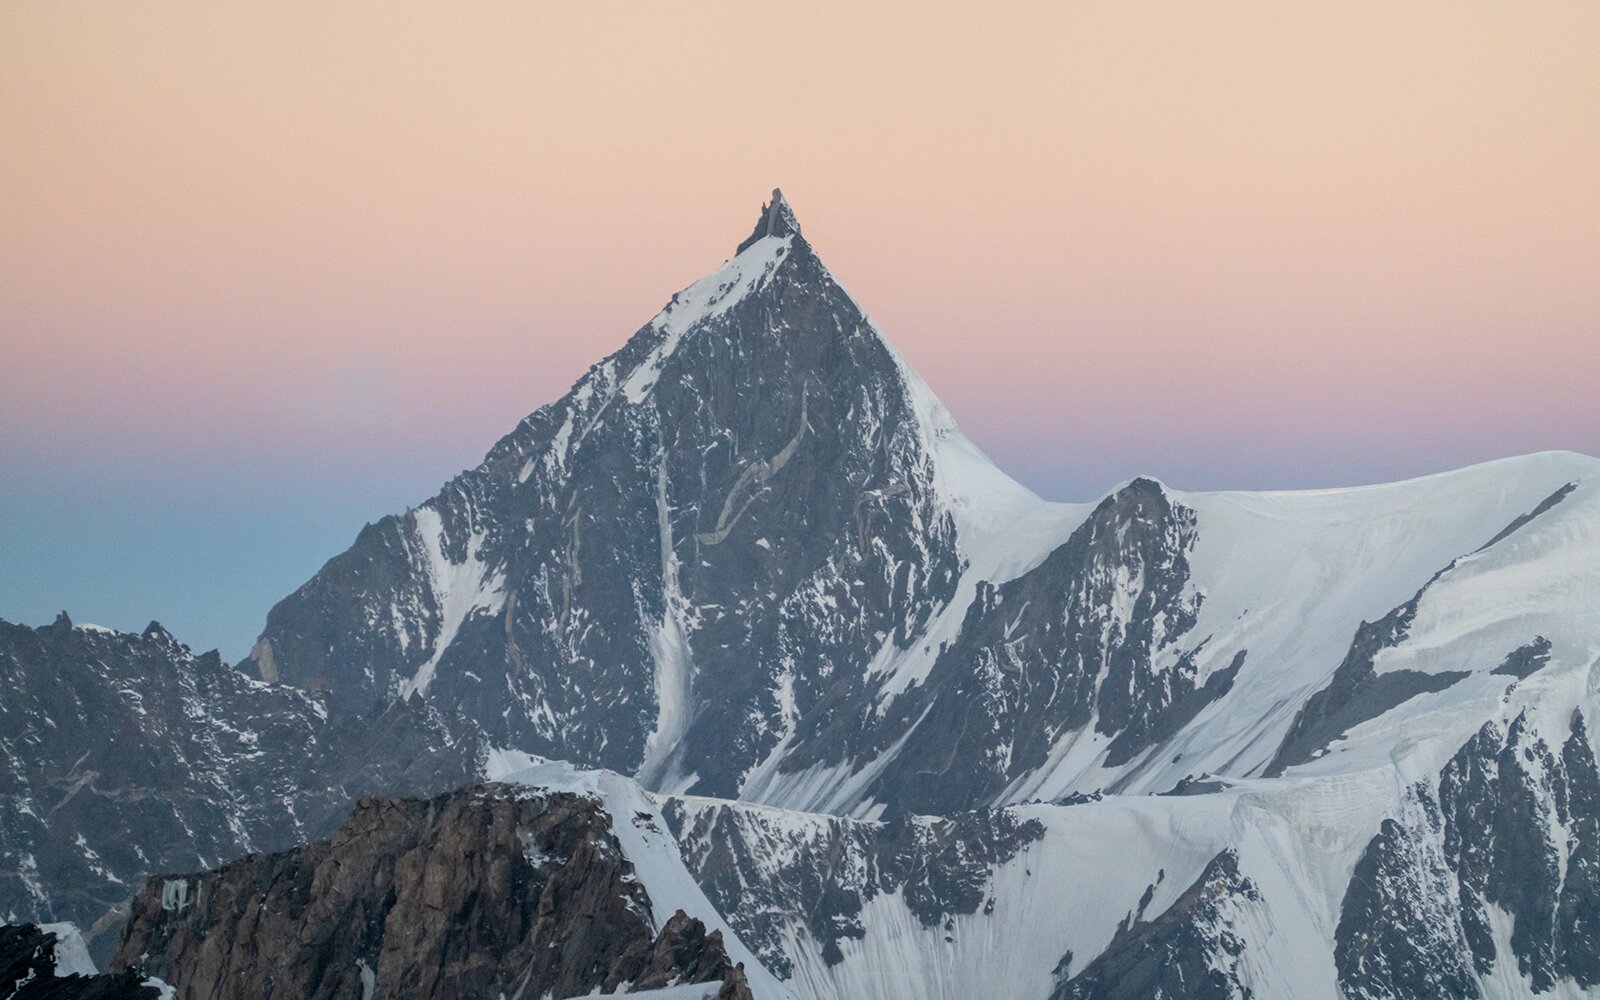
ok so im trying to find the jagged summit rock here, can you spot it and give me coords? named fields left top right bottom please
left=735, top=187, right=801, bottom=254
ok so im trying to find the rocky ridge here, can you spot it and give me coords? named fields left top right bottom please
left=0, top=614, right=481, bottom=962
left=115, top=784, right=754, bottom=1000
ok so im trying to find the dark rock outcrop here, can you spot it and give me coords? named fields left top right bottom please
left=716, top=963, right=756, bottom=1000
left=1272, top=484, right=1580, bottom=777
left=1336, top=800, right=1480, bottom=999
left=1490, top=637, right=1553, bottom=679
left=1474, top=482, right=1577, bottom=553
left=854, top=479, right=1240, bottom=815
left=1267, top=584, right=1468, bottom=776
left=664, top=797, right=1043, bottom=976
left=1052, top=849, right=1261, bottom=1000
left=1336, top=712, right=1600, bottom=998
left=114, top=784, right=735, bottom=1000
left=0, top=923, right=158, bottom=999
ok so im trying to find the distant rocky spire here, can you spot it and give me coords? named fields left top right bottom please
left=736, top=188, right=801, bottom=254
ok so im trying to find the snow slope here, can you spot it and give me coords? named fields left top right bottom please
left=484, top=751, right=799, bottom=1000
left=480, top=754, right=1395, bottom=1000
left=749, top=450, right=1600, bottom=817
left=1035, top=450, right=1599, bottom=797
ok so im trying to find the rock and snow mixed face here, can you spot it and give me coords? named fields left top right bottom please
left=116, top=768, right=778, bottom=1000
left=0, top=613, right=481, bottom=963
left=241, top=191, right=1600, bottom=830
left=228, top=192, right=1600, bottom=997
left=245, top=190, right=981, bottom=801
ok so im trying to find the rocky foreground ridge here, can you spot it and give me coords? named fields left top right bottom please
left=112, top=784, right=753, bottom=1000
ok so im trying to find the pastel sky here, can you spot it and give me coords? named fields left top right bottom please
left=3, top=2, right=1597, bottom=660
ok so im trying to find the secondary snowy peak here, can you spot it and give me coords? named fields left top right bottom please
left=740, top=451, right=1600, bottom=817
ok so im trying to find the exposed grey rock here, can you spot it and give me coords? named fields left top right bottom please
left=0, top=615, right=481, bottom=964
left=1051, top=849, right=1260, bottom=1000
left=1335, top=711, right=1600, bottom=997
left=1336, top=797, right=1480, bottom=1000
left=1439, top=715, right=1563, bottom=987
left=851, top=479, right=1239, bottom=815
left=1266, top=580, right=1467, bottom=776
left=736, top=188, right=801, bottom=253
left=1490, top=636, right=1552, bottom=679
left=1475, top=482, right=1577, bottom=552
left=1555, top=714, right=1600, bottom=986
left=662, top=797, right=1043, bottom=975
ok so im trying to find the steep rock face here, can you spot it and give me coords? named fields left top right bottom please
left=850, top=479, right=1237, bottom=816
left=115, top=784, right=740, bottom=1000
left=0, top=922, right=158, bottom=999
left=1051, top=850, right=1261, bottom=1000
left=0, top=615, right=480, bottom=962
left=1335, top=797, right=1480, bottom=999
left=662, top=797, right=1043, bottom=976
left=246, top=191, right=967, bottom=799
left=1335, top=712, right=1600, bottom=998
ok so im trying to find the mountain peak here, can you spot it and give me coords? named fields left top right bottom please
left=736, top=187, right=801, bottom=254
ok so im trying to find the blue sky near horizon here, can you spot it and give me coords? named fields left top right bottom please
left=4, top=385, right=1589, bottom=663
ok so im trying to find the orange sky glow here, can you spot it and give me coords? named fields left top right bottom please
left=2, top=1, right=1597, bottom=653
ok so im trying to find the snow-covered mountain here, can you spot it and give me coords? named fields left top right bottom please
left=246, top=191, right=1600, bottom=815
left=6, top=190, right=1600, bottom=998
left=237, top=190, right=1600, bottom=998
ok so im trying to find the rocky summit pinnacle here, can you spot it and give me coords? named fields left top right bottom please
left=735, top=187, right=801, bottom=253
